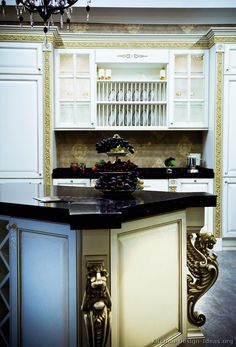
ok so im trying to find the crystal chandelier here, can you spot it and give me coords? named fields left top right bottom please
left=1, top=0, right=91, bottom=34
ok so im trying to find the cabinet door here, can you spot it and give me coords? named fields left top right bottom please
left=0, top=42, right=42, bottom=75
left=222, top=179, right=236, bottom=238
left=174, top=178, right=214, bottom=232
left=223, top=76, right=236, bottom=176
left=169, top=50, right=208, bottom=129
left=0, top=75, right=43, bottom=178
left=142, top=179, right=168, bottom=191
left=54, top=49, right=95, bottom=129
left=224, top=44, right=236, bottom=74
left=9, top=219, right=77, bottom=347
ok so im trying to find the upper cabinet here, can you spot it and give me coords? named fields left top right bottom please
left=224, top=45, right=236, bottom=74
left=95, top=49, right=169, bottom=129
left=54, top=49, right=95, bottom=129
left=169, top=50, right=209, bottom=129
left=0, top=42, right=42, bottom=75
left=54, top=48, right=209, bottom=130
left=0, top=42, right=44, bottom=180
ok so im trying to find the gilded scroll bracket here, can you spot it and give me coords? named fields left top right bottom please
left=187, top=231, right=219, bottom=327
left=81, top=261, right=111, bottom=347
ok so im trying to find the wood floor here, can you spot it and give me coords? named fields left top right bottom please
left=182, top=250, right=236, bottom=346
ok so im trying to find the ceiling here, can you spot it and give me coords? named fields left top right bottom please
left=1, top=0, right=236, bottom=25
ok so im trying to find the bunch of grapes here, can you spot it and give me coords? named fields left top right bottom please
left=95, top=172, right=138, bottom=191
left=94, top=159, right=138, bottom=173
left=96, top=134, right=134, bottom=154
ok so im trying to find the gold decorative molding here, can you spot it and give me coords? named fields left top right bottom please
left=187, top=232, right=219, bottom=327
left=54, top=40, right=209, bottom=49
left=43, top=49, right=52, bottom=191
left=214, top=51, right=223, bottom=239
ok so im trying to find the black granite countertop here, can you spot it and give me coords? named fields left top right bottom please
left=0, top=183, right=216, bottom=229
left=52, top=167, right=214, bottom=179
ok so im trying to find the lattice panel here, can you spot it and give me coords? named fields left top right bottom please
left=0, top=221, right=10, bottom=347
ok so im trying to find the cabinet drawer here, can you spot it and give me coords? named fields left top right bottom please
left=53, top=179, right=91, bottom=187
left=142, top=179, right=168, bottom=191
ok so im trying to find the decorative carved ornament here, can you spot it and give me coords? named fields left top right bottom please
left=187, top=232, right=219, bottom=326
left=81, top=262, right=111, bottom=347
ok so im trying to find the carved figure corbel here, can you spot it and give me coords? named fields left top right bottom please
left=81, top=262, right=111, bottom=347
left=187, top=232, right=219, bottom=326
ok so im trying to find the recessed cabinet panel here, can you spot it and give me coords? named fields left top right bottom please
left=0, top=42, right=42, bottom=74
left=224, top=45, right=236, bottom=74
left=0, top=75, right=43, bottom=178
left=223, top=76, right=236, bottom=176
left=222, top=179, right=236, bottom=238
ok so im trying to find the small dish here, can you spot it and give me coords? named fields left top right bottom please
left=116, top=89, right=124, bottom=101
left=108, top=109, right=116, bottom=126
left=148, top=89, right=155, bottom=101
left=124, top=89, right=132, bottom=101
left=132, top=89, right=140, bottom=101
left=132, top=111, right=140, bottom=126
left=108, top=89, right=116, bottom=101
left=125, top=110, right=132, bottom=126
left=141, top=110, right=148, bottom=126
left=140, top=89, right=148, bottom=101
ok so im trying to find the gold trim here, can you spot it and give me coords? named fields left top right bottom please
left=214, top=52, right=223, bottom=239
left=43, top=50, right=52, bottom=191
left=54, top=40, right=209, bottom=49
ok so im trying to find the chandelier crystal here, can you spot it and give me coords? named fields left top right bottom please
left=1, top=0, right=91, bottom=33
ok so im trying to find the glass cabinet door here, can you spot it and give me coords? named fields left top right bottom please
left=55, top=50, right=95, bottom=129
left=170, top=51, right=208, bottom=129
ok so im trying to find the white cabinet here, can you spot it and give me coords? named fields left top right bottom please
left=224, top=44, right=236, bottom=74
left=142, top=179, right=169, bottom=191
left=169, top=50, right=208, bottom=129
left=95, top=49, right=169, bottom=129
left=54, top=49, right=95, bottom=129
left=222, top=76, right=236, bottom=177
left=0, top=42, right=43, bottom=181
left=8, top=218, right=77, bottom=347
left=0, top=74, right=43, bottom=179
left=222, top=179, right=236, bottom=238
left=0, top=42, right=42, bottom=74
left=171, top=178, right=214, bottom=232
left=222, top=71, right=236, bottom=243
left=53, top=178, right=91, bottom=187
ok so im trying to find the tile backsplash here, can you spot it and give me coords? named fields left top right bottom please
left=55, top=131, right=203, bottom=168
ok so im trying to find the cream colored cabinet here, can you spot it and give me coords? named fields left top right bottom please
left=8, top=218, right=77, bottom=347
left=222, top=75, right=236, bottom=177
left=169, top=50, right=209, bottom=129
left=54, top=49, right=95, bottom=129
left=222, top=73, right=236, bottom=243
left=95, top=49, right=169, bottom=129
left=222, top=179, right=236, bottom=239
left=53, top=178, right=91, bottom=187
left=170, top=178, right=214, bottom=232
left=224, top=44, right=236, bottom=74
left=0, top=42, right=43, bottom=181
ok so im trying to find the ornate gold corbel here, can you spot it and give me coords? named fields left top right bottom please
left=187, top=232, right=219, bottom=326
left=81, top=262, right=111, bottom=347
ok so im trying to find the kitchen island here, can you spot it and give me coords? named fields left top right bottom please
left=0, top=183, right=218, bottom=347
